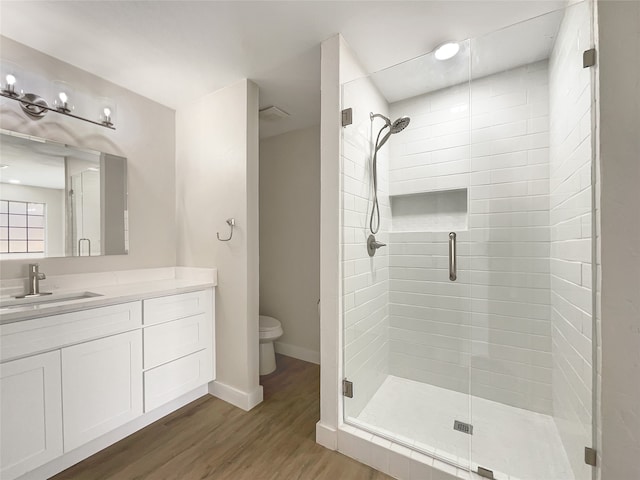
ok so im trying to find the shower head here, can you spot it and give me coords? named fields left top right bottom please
left=375, top=115, right=411, bottom=151
left=390, top=116, right=410, bottom=133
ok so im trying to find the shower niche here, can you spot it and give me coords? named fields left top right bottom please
left=389, top=188, right=467, bottom=232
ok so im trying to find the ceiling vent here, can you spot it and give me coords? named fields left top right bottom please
left=259, top=106, right=290, bottom=121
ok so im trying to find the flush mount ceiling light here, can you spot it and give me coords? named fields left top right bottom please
left=434, top=42, right=460, bottom=61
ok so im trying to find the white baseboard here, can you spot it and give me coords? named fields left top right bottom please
left=20, top=386, right=209, bottom=480
left=275, top=341, right=320, bottom=365
left=208, top=380, right=263, bottom=411
left=315, top=421, right=338, bottom=450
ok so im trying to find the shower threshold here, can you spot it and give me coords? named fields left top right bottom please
left=346, top=375, right=574, bottom=480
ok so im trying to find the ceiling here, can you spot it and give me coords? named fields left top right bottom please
left=0, top=1, right=566, bottom=139
left=371, top=8, right=564, bottom=103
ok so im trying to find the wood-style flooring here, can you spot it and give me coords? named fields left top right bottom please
left=53, top=354, right=391, bottom=480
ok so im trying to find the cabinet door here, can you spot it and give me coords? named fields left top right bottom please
left=1, top=350, right=63, bottom=480
left=62, top=330, right=142, bottom=452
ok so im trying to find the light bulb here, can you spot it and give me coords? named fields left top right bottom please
left=435, top=42, right=460, bottom=61
left=103, top=107, right=111, bottom=117
left=2, top=73, right=18, bottom=96
left=58, top=91, right=68, bottom=103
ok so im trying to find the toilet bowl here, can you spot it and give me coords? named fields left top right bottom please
left=259, top=315, right=284, bottom=375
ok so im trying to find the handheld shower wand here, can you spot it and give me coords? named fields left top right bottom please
left=368, top=113, right=411, bottom=235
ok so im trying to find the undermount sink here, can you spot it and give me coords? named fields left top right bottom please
left=0, top=291, right=103, bottom=309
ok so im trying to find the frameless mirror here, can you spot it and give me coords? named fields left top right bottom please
left=0, top=129, right=128, bottom=259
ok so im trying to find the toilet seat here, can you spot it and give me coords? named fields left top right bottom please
left=259, top=315, right=283, bottom=339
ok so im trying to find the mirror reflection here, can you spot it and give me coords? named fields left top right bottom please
left=0, top=130, right=128, bottom=259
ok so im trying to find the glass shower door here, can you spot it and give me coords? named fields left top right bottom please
left=468, top=4, right=595, bottom=479
left=341, top=41, right=474, bottom=470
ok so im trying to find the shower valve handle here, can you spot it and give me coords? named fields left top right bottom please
left=367, top=234, right=386, bottom=257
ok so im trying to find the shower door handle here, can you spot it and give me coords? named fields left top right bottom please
left=449, top=232, right=457, bottom=281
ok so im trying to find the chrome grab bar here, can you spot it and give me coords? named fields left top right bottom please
left=449, top=232, right=457, bottom=281
left=78, top=238, right=91, bottom=256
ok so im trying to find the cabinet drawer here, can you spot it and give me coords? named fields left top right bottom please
left=143, top=313, right=211, bottom=369
left=0, top=302, right=142, bottom=362
left=143, top=290, right=209, bottom=325
left=144, top=349, right=213, bottom=412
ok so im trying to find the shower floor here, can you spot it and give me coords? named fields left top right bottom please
left=348, top=375, right=573, bottom=480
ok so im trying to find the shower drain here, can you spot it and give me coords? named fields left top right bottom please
left=453, top=420, right=473, bottom=435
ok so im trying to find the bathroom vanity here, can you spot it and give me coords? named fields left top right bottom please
left=0, top=268, right=216, bottom=480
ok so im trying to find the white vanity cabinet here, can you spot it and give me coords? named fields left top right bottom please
left=0, top=351, right=63, bottom=480
left=61, top=330, right=143, bottom=451
left=0, top=286, right=215, bottom=480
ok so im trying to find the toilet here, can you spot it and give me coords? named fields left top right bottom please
left=259, top=315, right=284, bottom=375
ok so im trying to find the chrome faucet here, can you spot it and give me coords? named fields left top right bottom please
left=28, top=263, right=47, bottom=296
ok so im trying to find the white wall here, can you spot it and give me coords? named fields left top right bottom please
left=597, top=1, right=640, bottom=479
left=176, top=79, right=262, bottom=410
left=0, top=183, right=65, bottom=258
left=0, top=36, right=176, bottom=278
left=317, top=34, right=370, bottom=448
left=341, top=69, right=391, bottom=418
left=388, top=62, right=552, bottom=414
left=259, top=126, right=321, bottom=364
left=548, top=2, right=594, bottom=478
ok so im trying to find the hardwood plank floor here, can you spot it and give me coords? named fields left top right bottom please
left=53, top=355, right=392, bottom=480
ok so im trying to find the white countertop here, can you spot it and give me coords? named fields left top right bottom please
left=0, top=267, right=217, bottom=325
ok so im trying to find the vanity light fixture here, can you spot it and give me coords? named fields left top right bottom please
left=435, top=42, right=460, bottom=61
left=0, top=76, right=116, bottom=130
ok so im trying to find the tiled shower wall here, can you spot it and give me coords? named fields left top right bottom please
left=549, top=3, right=593, bottom=478
left=342, top=76, right=391, bottom=417
left=388, top=61, right=553, bottom=413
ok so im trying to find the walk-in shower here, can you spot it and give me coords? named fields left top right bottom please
left=340, top=2, right=595, bottom=479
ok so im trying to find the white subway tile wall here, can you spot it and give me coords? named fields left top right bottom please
left=342, top=75, right=391, bottom=417
left=549, top=4, right=593, bottom=478
left=388, top=61, right=553, bottom=414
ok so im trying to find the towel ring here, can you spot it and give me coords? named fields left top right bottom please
left=217, top=218, right=235, bottom=241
